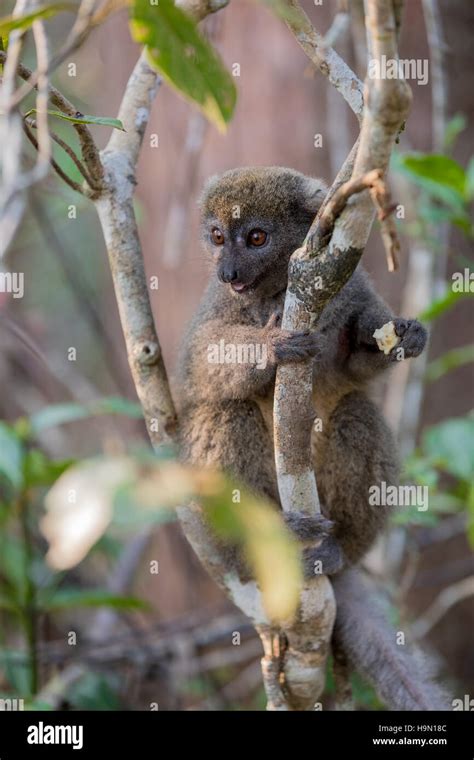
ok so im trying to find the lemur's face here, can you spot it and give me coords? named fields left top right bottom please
left=200, top=167, right=326, bottom=299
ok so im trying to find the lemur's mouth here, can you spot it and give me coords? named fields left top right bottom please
left=231, top=273, right=265, bottom=293
left=231, top=281, right=251, bottom=293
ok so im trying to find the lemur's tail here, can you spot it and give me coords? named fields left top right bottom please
left=332, top=568, right=450, bottom=711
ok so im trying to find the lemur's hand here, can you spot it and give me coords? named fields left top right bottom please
left=391, top=318, right=427, bottom=359
left=264, top=312, right=320, bottom=364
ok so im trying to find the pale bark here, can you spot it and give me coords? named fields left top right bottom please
left=272, top=0, right=411, bottom=709
left=285, top=0, right=364, bottom=121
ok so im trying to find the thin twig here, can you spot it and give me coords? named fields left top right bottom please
left=323, top=0, right=350, bottom=49
left=26, top=118, right=100, bottom=189
left=0, top=51, right=104, bottom=188
left=10, top=0, right=104, bottom=107
left=412, top=577, right=474, bottom=640
left=317, top=169, right=383, bottom=239
left=0, top=0, right=49, bottom=256
left=285, top=0, right=364, bottom=121
left=22, top=121, right=85, bottom=194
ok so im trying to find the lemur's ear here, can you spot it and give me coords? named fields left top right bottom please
left=301, top=177, right=328, bottom=216
left=198, top=174, right=220, bottom=208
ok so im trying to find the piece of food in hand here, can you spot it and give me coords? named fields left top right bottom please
left=373, top=321, right=400, bottom=355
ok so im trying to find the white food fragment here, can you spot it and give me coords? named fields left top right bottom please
left=373, top=321, right=400, bottom=355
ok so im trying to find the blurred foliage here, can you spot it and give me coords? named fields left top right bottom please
left=67, top=672, right=122, bottom=710
left=130, top=0, right=236, bottom=132
left=43, top=448, right=302, bottom=620
left=393, top=148, right=474, bottom=239
left=392, top=129, right=473, bottom=545
left=0, top=398, right=301, bottom=707
left=0, top=3, right=73, bottom=37
left=400, top=414, right=474, bottom=536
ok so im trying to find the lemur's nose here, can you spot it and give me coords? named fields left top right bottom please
left=220, top=264, right=239, bottom=283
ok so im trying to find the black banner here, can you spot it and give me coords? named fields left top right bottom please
left=0, top=710, right=472, bottom=757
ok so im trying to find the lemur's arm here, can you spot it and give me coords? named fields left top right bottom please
left=347, top=298, right=428, bottom=382
left=184, top=313, right=322, bottom=402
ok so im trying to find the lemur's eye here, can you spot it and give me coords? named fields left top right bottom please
left=211, top=227, right=225, bottom=245
left=247, top=229, right=267, bottom=247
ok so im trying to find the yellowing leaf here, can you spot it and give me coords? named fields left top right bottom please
left=130, top=0, right=236, bottom=132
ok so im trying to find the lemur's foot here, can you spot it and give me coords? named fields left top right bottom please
left=283, top=512, right=345, bottom=577
left=303, top=537, right=345, bottom=577
left=283, top=512, right=334, bottom=541
left=392, top=318, right=427, bottom=359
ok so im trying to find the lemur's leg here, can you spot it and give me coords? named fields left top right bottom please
left=310, top=390, right=399, bottom=569
left=179, top=399, right=337, bottom=580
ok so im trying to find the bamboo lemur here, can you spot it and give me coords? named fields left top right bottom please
left=177, top=166, right=447, bottom=710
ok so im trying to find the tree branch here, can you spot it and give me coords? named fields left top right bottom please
left=22, top=121, right=85, bottom=194
left=285, top=0, right=364, bottom=120
left=0, top=0, right=53, bottom=255
left=0, top=51, right=104, bottom=190
left=271, top=0, right=411, bottom=708
left=95, top=51, right=177, bottom=446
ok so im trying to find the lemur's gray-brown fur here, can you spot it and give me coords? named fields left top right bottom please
left=177, top=166, right=447, bottom=710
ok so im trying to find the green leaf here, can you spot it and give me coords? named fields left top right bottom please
left=130, top=0, right=236, bottom=132
left=0, top=593, right=16, bottom=611
left=465, top=156, right=474, bottom=201
left=392, top=506, right=438, bottom=527
left=67, top=672, right=121, bottom=711
left=426, top=344, right=474, bottom=383
left=25, top=108, right=125, bottom=131
left=24, top=699, right=54, bottom=711
left=393, top=152, right=468, bottom=213
left=467, top=483, right=474, bottom=549
left=427, top=492, right=466, bottom=513
left=0, top=33, right=8, bottom=54
left=419, top=288, right=471, bottom=322
left=402, top=454, right=439, bottom=489
left=443, top=114, right=466, bottom=151
left=399, top=154, right=466, bottom=195
left=30, top=403, right=90, bottom=432
left=0, top=538, right=28, bottom=603
left=0, top=651, right=32, bottom=696
left=30, top=397, right=143, bottom=433
left=93, top=396, right=143, bottom=419
left=349, top=671, right=385, bottom=711
left=23, top=449, right=74, bottom=488
left=0, top=3, right=72, bottom=36
left=40, top=588, right=147, bottom=611
left=423, top=415, right=474, bottom=481
left=0, top=423, right=24, bottom=490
